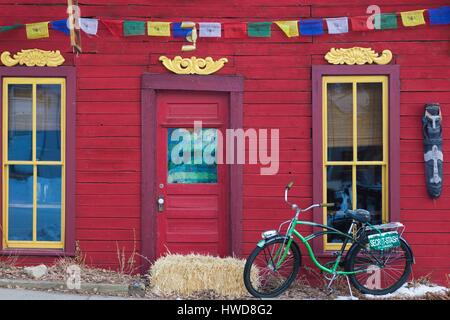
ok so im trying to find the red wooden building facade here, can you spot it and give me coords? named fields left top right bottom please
left=0, top=0, right=448, bottom=285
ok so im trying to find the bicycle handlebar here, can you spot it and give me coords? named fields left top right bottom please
left=284, top=181, right=335, bottom=213
left=321, top=203, right=335, bottom=208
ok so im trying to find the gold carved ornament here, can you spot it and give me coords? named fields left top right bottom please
left=1, top=49, right=65, bottom=67
left=325, top=47, right=393, bottom=65
left=159, top=56, right=228, bottom=75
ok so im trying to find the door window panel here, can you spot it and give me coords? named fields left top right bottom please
left=167, top=128, right=218, bottom=184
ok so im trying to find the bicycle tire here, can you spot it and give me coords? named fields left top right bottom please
left=345, top=238, right=413, bottom=295
left=243, top=238, right=301, bottom=298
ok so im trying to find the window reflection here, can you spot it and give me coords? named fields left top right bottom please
left=8, top=85, right=32, bottom=161
left=36, top=84, right=61, bottom=161
left=327, top=83, right=353, bottom=161
left=326, top=166, right=352, bottom=242
left=357, top=83, right=383, bottom=161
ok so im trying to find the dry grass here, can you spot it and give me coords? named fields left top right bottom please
left=149, top=253, right=258, bottom=298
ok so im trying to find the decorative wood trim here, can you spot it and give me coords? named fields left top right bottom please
left=141, top=73, right=244, bottom=272
left=1, top=49, right=65, bottom=67
left=159, top=56, right=228, bottom=75
left=325, top=47, right=393, bottom=65
left=312, top=65, right=400, bottom=257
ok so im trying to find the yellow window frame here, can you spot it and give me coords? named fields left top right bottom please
left=322, top=75, right=389, bottom=251
left=2, top=77, right=66, bottom=249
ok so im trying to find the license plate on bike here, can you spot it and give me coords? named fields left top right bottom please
left=368, top=231, right=400, bottom=250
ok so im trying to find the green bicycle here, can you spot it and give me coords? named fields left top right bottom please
left=243, top=182, right=414, bottom=298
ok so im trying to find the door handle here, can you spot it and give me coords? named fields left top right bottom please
left=157, top=196, right=165, bottom=212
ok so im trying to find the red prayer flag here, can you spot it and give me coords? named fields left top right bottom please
left=101, top=19, right=123, bottom=36
left=224, top=22, right=247, bottom=38
left=351, top=16, right=371, bottom=31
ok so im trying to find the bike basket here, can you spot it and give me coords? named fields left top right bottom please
left=367, top=231, right=401, bottom=251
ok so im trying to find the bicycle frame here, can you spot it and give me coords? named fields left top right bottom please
left=286, top=218, right=370, bottom=275
left=259, top=183, right=385, bottom=277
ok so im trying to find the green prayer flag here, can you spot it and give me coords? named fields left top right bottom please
left=376, top=13, right=398, bottom=30
left=123, top=20, right=145, bottom=36
left=0, top=24, right=22, bottom=32
left=247, top=22, right=271, bottom=37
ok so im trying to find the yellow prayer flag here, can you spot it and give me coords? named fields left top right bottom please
left=26, top=21, right=49, bottom=39
left=147, top=21, right=171, bottom=36
left=400, top=10, right=426, bottom=27
left=274, top=20, right=299, bottom=37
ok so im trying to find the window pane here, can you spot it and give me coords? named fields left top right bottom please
left=327, top=83, right=353, bottom=161
left=357, top=83, right=383, bottom=161
left=8, top=84, right=32, bottom=161
left=37, top=166, right=62, bottom=241
left=357, top=166, right=383, bottom=225
left=168, top=128, right=218, bottom=184
left=8, top=165, right=33, bottom=241
left=36, top=84, right=61, bottom=161
left=326, top=165, right=352, bottom=243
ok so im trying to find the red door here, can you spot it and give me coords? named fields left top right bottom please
left=155, top=91, right=229, bottom=257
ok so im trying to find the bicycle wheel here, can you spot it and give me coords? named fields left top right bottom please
left=243, top=238, right=301, bottom=298
left=345, top=238, right=413, bottom=295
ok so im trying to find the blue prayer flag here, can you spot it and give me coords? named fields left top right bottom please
left=428, top=6, right=450, bottom=25
left=50, top=19, right=70, bottom=35
left=172, top=22, right=192, bottom=37
left=299, top=19, right=324, bottom=36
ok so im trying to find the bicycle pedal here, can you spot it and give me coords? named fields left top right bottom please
left=326, top=287, right=334, bottom=296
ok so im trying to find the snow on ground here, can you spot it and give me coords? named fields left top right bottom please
left=334, top=296, right=359, bottom=300
left=365, top=283, right=449, bottom=299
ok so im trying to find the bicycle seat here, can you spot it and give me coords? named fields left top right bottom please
left=345, top=209, right=371, bottom=223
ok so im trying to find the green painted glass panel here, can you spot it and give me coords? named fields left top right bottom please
left=168, top=128, right=218, bottom=184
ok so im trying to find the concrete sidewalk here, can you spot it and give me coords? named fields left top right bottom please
left=0, top=288, right=135, bottom=300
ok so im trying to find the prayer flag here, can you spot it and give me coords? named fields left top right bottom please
left=0, top=24, right=22, bottom=33
left=375, top=13, right=398, bottom=30
left=247, top=22, right=271, bottom=37
left=79, top=18, right=98, bottom=35
left=50, top=19, right=70, bottom=35
left=147, top=22, right=171, bottom=36
left=101, top=19, right=123, bottom=37
left=325, top=17, right=349, bottom=34
left=351, top=16, right=371, bottom=31
left=172, top=22, right=192, bottom=37
left=274, top=21, right=299, bottom=37
left=428, top=6, right=450, bottom=25
left=223, top=22, right=247, bottom=38
left=123, top=20, right=145, bottom=36
left=199, top=22, right=221, bottom=37
left=299, top=19, right=324, bottom=36
left=26, top=22, right=49, bottom=39
left=401, top=10, right=426, bottom=27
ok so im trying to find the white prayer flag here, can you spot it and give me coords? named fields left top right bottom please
left=325, top=17, right=349, bottom=34
left=199, top=22, right=221, bottom=37
left=80, top=18, right=99, bottom=35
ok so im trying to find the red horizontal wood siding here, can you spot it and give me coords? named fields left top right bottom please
left=0, top=0, right=448, bottom=284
